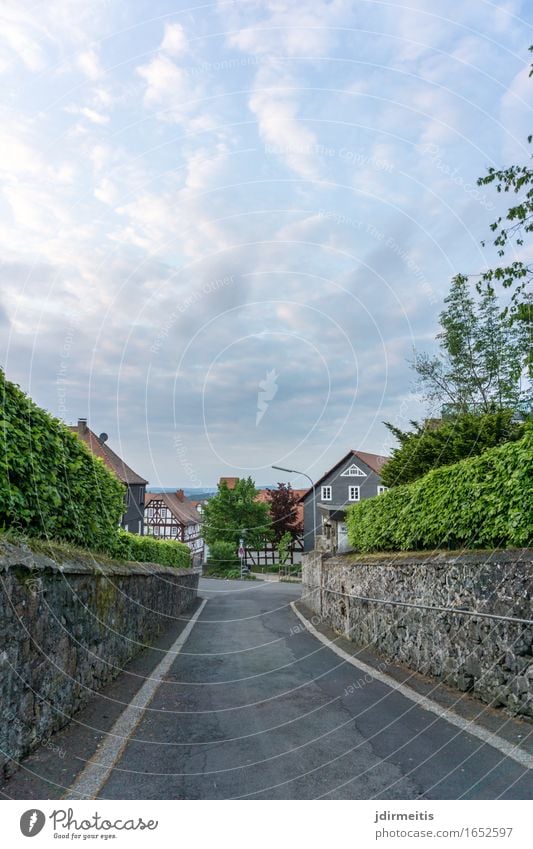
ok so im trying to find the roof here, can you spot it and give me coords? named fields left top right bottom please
left=256, top=487, right=307, bottom=526
left=219, top=476, right=239, bottom=489
left=299, top=450, right=389, bottom=501
left=145, top=491, right=201, bottom=526
left=70, top=425, right=148, bottom=485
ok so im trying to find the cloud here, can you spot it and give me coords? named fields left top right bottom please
left=77, top=48, right=103, bottom=80
left=160, top=23, right=189, bottom=57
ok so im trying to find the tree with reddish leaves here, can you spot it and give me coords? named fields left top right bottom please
left=267, top=483, right=303, bottom=543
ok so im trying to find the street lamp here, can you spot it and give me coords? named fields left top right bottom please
left=271, top=465, right=316, bottom=550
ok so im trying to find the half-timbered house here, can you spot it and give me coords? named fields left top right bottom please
left=144, top=490, right=204, bottom=566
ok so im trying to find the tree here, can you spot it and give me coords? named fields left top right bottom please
left=472, top=47, right=533, bottom=374
left=266, top=482, right=303, bottom=542
left=276, top=531, right=293, bottom=567
left=202, top=477, right=271, bottom=550
left=412, top=275, right=529, bottom=415
left=381, top=409, right=525, bottom=487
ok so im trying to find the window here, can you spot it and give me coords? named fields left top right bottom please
left=377, top=485, right=388, bottom=495
left=348, top=486, right=360, bottom=502
left=171, top=525, right=177, bottom=537
left=146, top=507, right=153, bottom=518
left=124, top=488, right=130, bottom=506
left=153, top=526, right=159, bottom=536
left=139, top=489, right=144, bottom=504
left=321, top=485, right=332, bottom=501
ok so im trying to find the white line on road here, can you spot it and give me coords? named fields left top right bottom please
left=64, top=599, right=208, bottom=800
left=290, top=602, right=533, bottom=771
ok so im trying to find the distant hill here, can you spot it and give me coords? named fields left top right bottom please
left=147, top=485, right=273, bottom=501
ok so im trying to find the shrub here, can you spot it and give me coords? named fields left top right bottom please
left=206, top=540, right=240, bottom=572
left=111, top=530, right=190, bottom=569
left=0, top=370, right=192, bottom=570
left=347, top=429, right=532, bottom=552
left=381, top=410, right=526, bottom=487
left=0, top=369, right=124, bottom=551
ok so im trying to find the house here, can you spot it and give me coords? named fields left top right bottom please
left=144, top=489, right=204, bottom=566
left=70, top=418, right=147, bottom=534
left=219, top=476, right=239, bottom=490
left=299, top=450, right=389, bottom=553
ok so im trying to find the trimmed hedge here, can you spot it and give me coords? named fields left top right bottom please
left=1, top=370, right=125, bottom=551
left=111, top=530, right=191, bottom=569
left=0, top=370, right=191, bottom=569
left=347, top=429, right=532, bottom=552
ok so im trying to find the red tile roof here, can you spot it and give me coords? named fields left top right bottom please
left=145, top=491, right=201, bottom=526
left=69, top=424, right=147, bottom=485
left=219, top=476, right=239, bottom=489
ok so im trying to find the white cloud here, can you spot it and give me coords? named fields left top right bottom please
left=78, top=48, right=103, bottom=80
left=249, top=64, right=319, bottom=179
left=161, top=22, right=189, bottom=57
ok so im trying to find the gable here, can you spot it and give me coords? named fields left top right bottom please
left=340, top=463, right=367, bottom=477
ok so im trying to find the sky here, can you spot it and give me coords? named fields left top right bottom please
left=1, top=0, right=531, bottom=488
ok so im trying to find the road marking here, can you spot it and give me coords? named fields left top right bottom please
left=64, top=599, right=208, bottom=800
left=290, top=602, right=533, bottom=771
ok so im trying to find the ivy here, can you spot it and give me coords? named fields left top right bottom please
left=347, top=428, right=532, bottom=552
left=0, top=369, right=190, bottom=569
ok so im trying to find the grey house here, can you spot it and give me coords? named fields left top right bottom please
left=70, top=418, right=148, bottom=534
left=299, top=450, right=389, bottom=553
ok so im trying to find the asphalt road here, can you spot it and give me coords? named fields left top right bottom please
left=2, top=578, right=532, bottom=800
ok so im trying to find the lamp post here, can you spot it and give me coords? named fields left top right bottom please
left=271, top=465, right=316, bottom=551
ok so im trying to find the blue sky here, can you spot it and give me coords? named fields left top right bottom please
left=1, top=0, right=531, bottom=487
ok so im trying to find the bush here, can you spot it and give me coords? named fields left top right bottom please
left=381, top=410, right=526, bottom=487
left=206, top=540, right=240, bottom=572
left=347, top=429, right=532, bottom=552
left=111, top=530, right=190, bottom=569
left=0, top=370, right=192, bottom=570
left=0, top=370, right=124, bottom=552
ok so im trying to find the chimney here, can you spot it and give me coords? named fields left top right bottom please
left=176, top=489, right=185, bottom=501
left=77, top=418, right=88, bottom=435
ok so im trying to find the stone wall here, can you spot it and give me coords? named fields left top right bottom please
left=0, top=541, right=199, bottom=779
left=302, top=549, right=533, bottom=718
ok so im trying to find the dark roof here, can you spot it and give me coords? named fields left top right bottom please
left=299, top=450, right=389, bottom=501
left=145, top=492, right=201, bottom=526
left=70, top=425, right=148, bottom=485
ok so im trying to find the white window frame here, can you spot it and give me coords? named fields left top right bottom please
left=377, top=485, right=388, bottom=495
left=348, top=485, right=360, bottom=502
left=321, top=485, right=332, bottom=501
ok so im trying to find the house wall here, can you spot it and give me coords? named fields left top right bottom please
left=122, top=483, right=146, bottom=534
left=301, top=549, right=533, bottom=718
left=302, top=454, right=383, bottom=551
left=0, top=540, right=198, bottom=780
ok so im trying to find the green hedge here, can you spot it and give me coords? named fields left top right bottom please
left=347, top=429, right=532, bottom=552
left=111, top=530, right=191, bottom=569
left=0, top=369, right=125, bottom=551
left=0, top=370, right=191, bottom=569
